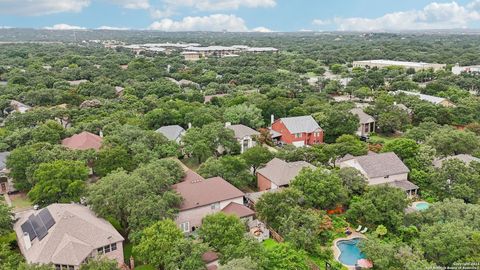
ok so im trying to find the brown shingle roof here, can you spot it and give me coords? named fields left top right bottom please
left=257, top=158, right=315, bottom=187
left=226, top=124, right=260, bottom=139
left=14, top=204, right=124, bottom=266
left=61, top=131, right=103, bottom=151
left=221, top=202, right=255, bottom=218
left=172, top=173, right=244, bottom=211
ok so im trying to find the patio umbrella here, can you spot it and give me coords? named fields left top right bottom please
left=357, top=259, right=373, bottom=269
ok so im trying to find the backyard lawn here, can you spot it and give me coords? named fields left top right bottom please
left=123, top=242, right=154, bottom=270
left=9, top=193, right=32, bottom=212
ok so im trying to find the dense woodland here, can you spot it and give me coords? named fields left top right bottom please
left=1, top=30, right=480, bottom=270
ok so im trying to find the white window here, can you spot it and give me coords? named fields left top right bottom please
left=314, top=132, right=321, bottom=137
left=180, top=222, right=190, bottom=233
left=211, top=202, right=220, bottom=210
left=97, top=247, right=104, bottom=255
left=104, top=244, right=111, bottom=253
left=111, top=243, right=117, bottom=251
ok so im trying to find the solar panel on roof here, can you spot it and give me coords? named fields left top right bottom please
left=38, top=209, right=55, bottom=230
left=29, top=215, right=48, bottom=241
left=20, top=219, right=36, bottom=241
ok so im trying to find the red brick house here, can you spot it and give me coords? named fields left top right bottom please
left=270, top=115, right=323, bottom=147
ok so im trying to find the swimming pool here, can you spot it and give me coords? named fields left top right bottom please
left=415, top=202, right=430, bottom=211
left=336, top=238, right=366, bottom=266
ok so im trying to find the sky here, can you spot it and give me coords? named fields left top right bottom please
left=1, top=0, right=480, bottom=32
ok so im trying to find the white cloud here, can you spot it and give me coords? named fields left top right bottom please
left=251, top=26, right=273, bottom=32
left=149, top=14, right=248, bottom=31
left=312, top=19, right=331, bottom=26
left=108, top=0, right=150, bottom=9
left=44, top=24, right=86, bottom=30
left=97, top=26, right=130, bottom=30
left=316, top=1, right=480, bottom=31
left=0, top=0, right=90, bottom=16
left=162, top=0, right=275, bottom=11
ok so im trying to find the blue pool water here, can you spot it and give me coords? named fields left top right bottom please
left=415, top=202, right=430, bottom=211
left=336, top=238, right=366, bottom=266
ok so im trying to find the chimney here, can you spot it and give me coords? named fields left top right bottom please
left=23, top=232, right=31, bottom=250
left=225, top=122, right=231, bottom=127
left=271, top=114, right=275, bottom=125
left=188, top=123, right=192, bottom=129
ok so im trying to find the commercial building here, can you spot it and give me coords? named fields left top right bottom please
left=352, top=60, right=446, bottom=71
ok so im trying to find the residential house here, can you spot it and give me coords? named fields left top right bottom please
left=225, top=123, right=260, bottom=153
left=61, top=131, right=103, bottom=151
left=395, top=90, right=454, bottom=107
left=172, top=170, right=245, bottom=233
left=221, top=202, right=255, bottom=223
left=14, top=203, right=124, bottom=270
left=67, top=80, right=89, bottom=86
left=350, top=108, right=375, bottom=137
left=433, top=154, right=480, bottom=168
left=339, top=152, right=418, bottom=196
left=270, top=115, right=323, bottom=147
left=204, top=94, right=227, bottom=103
left=9, top=100, right=31, bottom=114
left=155, top=125, right=186, bottom=144
left=0, top=151, right=15, bottom=194
left=257, top=158, right=315, bottom=191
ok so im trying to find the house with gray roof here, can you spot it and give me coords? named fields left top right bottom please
left=433, top=154, right=480, bottom=168
left=14, top=203, right=124, bottom=269
left=257, top=158, right=315, bottom=191
left=271, top=115, right=323, bottom=147
left=225, top=123, right=260, bottom=153
left=350, top=108, right=375, bottom=137
left=395, top=90, right=454, bottom=107
left=155, top=125, right=186, bottom=143
left=339, top=152, right=418, bottom=196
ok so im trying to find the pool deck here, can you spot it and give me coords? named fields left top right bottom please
left=332, top=229, right=367, bottom=270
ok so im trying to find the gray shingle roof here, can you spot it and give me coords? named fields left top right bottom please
left=257, top=158, right=315, bottom=187
left=353, top=152, right=410, bottom=178
left=155, top=125, right=185, bottom=141
left=279, top=115, right=322, bottom=134
left=433, top=154, right=480, bottom=168
left=350, top=108, right=375, bottom=124
left=396, top=90, right=449, bottom=105
left=0, top=152, right=9, bottom=171
left=226, top=124, right=260, bottom=139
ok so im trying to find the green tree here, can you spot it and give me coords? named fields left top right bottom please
left=338, top=167, right=368, bottom=197
left=262, top=243, right=309, bottom=270
left=79, top=258, right=118, bottom=270
left=255, top=188, right=303, bottom=230
left=88, top=159, right=183, bottom=237
left=0, top=242, right=23, bottom=270
left=314, top=110, right=359, bottom=143
left=375, top=225, right=388, bottom=237
left=346, top=185, right=408, bottom=231
left=224, top=104, right=265, bottom=128
left=94, top=146, right=135, bottom=176
left=218, top=257, right=259, bottom=270
left=426, top=128, right=480, bottom=156
left=0, top=203, right=13, bottom=235
left=133, top=220, right=206, bottom=270
left=377, top=108, right=410, bottom=134
left=241, top=146, right=273, bottom=175
left=182, top=122, right=239, bottom=163
left=381, top=138, right=419, bottom=161
left=278, top=207, right=332, bottom=252
left=28, top=160, right=89, bottom=206
left=198, top=212, right=246, bottom=252
left=198, top=156, right=252, bottom=188
left=291, top=168, right=348, bottom=209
